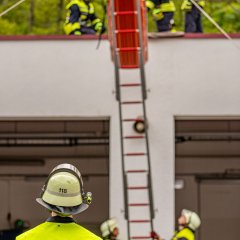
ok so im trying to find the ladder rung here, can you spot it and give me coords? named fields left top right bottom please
left=122, top=118, right=138, bottom=122
left=131, top=236, right=152, bottom=239
left=126, top=170, right=147, bottom=173
left=120, top=83, right=141, bottom=87
left=123, top=119, right=144, bottom=122
left=124, top=136, right=145, bottom=139
left=129, top=220, right=151, bottom=223
left=129, top=203, right=149, bottom=207
left=121, top=101, right=143, bottom=104
left=121, top=65, right=139, bottom=69
left=117, top=47, right=140, bottom=52
left=123, top=118, right=137, bottom=122
left=116, top=29, right=139, bottom=33
left=114, top=11, right=137, bottom=15
left=128, top=186, right=148, bottom=190
left=124, top=152, right=146, bottom=156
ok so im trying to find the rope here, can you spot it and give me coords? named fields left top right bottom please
left=189, top=0, right=240, bottom=50
left=0, top=0, right=26, bottom=18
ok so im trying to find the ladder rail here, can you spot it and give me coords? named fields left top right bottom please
left=136, top=0, right=147, bottom=100
left=136, top=0, right=154, bottom=226
left=118, top=60, right=131, bottom=238
left=111, top=2, right=130, bottom=236
left=111, top=1, right=130, bottom=235
left=111, top=0, right=120, bottom=101
left=141, top=99, right=155, bottom=221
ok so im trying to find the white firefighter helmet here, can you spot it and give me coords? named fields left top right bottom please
left=181, top=209, right=201, bottom=231
left=36, top=163, right=90, bottom=215
left=100, top=218, right=118, bottom=237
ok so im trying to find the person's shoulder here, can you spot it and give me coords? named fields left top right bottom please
left=16, top=223, right=46, bottom=240
left=176, top=227, right=194, bottom=240
left=66, top=0, right=82, bottom=9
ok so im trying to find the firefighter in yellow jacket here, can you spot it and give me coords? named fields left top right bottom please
left=150, top=209, right=200, bottom=240
left=16, top=163, right=101, bottom=240
left=146, top=0, right=176, bottom=32
left=64, top=0, right=105, bottom=35
left=172, top=209, right=201, bottom=240
left=181, top=0, right=205, bottom=33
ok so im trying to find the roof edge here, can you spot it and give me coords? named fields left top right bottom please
left=0, top=33, right=240, bottom=41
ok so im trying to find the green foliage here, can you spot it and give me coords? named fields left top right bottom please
left=0, top=0, right=240, bottom=35
left=32, top=0, right=61, bottom=34
left=203, top=2, right=240, bottom=33
left=0, top=0, right=31, bottom=34
left=0, top=18, right=19, bottom=34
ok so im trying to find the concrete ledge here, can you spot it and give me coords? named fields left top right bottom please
left=0, top=33, right=240, bottom=41
left=0, top=34, right=108, bottom=41
left=184, top=33, right=240, bottom=39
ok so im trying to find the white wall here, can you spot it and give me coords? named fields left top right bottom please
left=1, top=37, right=240, bottom=239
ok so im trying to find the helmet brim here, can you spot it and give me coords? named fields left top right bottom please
left=36, top=198, right=89, bottom=215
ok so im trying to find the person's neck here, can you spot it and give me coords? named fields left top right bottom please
left=51, top=212, right=73, bottom=218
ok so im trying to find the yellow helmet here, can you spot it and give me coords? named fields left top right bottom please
left=36, top=163, right=91, bottom=215
left=182, top=209, right=201, bottom=231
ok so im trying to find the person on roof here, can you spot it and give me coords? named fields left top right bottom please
left=181, top=0, right=206, bottom=33
left=64, top=0, right=105, bottom=35
left=146, top=0, right=176, bottom=32
left=16, top=163, right=100, bottom=240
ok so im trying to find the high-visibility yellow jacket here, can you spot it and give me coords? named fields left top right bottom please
left=172, top=227, right=195, bottom=240
left=16, top=216, right=102, bottom=240
left=146, top=0, right=176, bottom=12
left=181, top=0, right=205, bottom=11
left=64, top=0, right=102, bottom=35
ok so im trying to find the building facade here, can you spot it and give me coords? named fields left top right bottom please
left=0, top=35, right=240, bottom=240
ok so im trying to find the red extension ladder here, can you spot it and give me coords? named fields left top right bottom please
left=108, top=1, right=155, bottom=239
